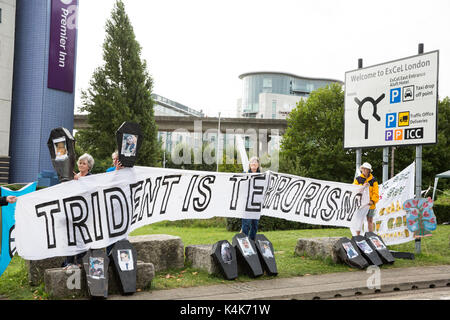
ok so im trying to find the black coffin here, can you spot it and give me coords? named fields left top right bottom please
left=333, top=237, right=369, bottom=269
left=82, top=249, right=110, bottom=299
left=232, top=233, right=263, bottom=278
left=116, top=122, right=143, bottom=168
left=211, top=240, right=238, bottom=280
left=254, top=234, right=278, bottom=276
left=364, top=232, right=395, bottom=264
left=110, top=240, right=138, bottom=295
left=47, top=127, right=76, bottom=183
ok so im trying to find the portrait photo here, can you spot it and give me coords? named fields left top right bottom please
left=89, top=257, right=105, bottom=279
left=369, top=236, right=386, bottom=250
left=53, top=137, right=68, bottom=161
left=342, top=242, right=358, bottom=259
left=237, top=237, right=256, bottom=257
left=220, top=242, right=233, bottom=264
left=118, top=249, right=134, bottom=271
left=121, top=133, right=137, bottom=157
left=258, top=240, right=273, bottom=259
left=356, top=240, right=373, bottom=254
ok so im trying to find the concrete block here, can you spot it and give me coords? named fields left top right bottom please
left=185, top=244, right=221, bottom=275
left=129, top=234, right=185, bottom=272
left=27, top=257, right=66, bottom=286
left=295, top=237, right=342, bottom=263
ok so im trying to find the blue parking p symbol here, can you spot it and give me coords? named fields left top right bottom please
left=386, top=113, right=397, bottom=128
left=390, top=88, right=401, bottom=104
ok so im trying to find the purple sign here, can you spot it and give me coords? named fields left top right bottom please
left=48, top=0, right=78, bottom=93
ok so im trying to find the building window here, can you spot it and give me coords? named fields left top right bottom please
left=263, top=78, right=272, bottom=88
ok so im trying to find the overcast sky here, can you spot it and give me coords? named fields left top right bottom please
left=75, top=0, right=450, bottom=117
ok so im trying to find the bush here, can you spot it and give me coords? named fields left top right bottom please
left=434, top=204, right=450, bottom=224
left=226, top=216, right=330, bottom=232
left=154, top=218, right=227, bottom=229
left=434, top=190, right=450, bottom=223
left=0, top=184, right=46, bottom=191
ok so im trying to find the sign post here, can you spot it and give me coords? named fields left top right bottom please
left=415, top=43, right=425, bottom=254
left=345, top=45, right=439, bottom=254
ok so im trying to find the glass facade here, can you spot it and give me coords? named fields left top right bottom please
left=152, top=94, right=204, bottom=117
left=239, top=72, right=342, bottom=117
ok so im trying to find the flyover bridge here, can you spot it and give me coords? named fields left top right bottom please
left=73, top=114, right=288, bottom=134
left=74, top=114, right=288, bottom=156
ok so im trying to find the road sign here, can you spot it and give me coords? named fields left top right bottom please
left=344, top=51, right=438, bottom=149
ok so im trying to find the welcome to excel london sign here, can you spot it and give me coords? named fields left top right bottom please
left=344, top=51, right=439, bottom=149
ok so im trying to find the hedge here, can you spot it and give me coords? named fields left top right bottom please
left=226, top=216, right=332, bottom=232
left=434, top=204, right=450, bottom=223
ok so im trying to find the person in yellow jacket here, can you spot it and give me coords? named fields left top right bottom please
left=353, top=162, right=379, bottom=234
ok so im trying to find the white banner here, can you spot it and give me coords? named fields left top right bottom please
left=15, top=167, right=369, bottom=260
left=361, top=163, right=415, bottom=245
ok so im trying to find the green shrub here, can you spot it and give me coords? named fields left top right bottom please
left=434, top=191, right=450, bottom=223
left=226, top=216, right=330, bottom=232
left=434, top=204, right=450, bottom=224
left=0, top=184, right=46, bottom=191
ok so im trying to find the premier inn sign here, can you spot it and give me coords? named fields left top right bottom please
left=48, top=0, right=78, bottom=93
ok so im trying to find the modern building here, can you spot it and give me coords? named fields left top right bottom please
left=8, top=0, right=78, bottom=184
left=237, top=71, right=343, bottom=119
left=153, top=93, right=205, bottom=155
left=0, top=0, right=16, bottom=184
left=153, top=93, right=204, bottom=118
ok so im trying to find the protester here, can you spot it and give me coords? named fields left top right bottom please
left=62, top=153, right=95, bottom=269
left=353, top=162, right=379, bottom=235
left=73, top=153, right=95, bottom=180
left=106, top=151, right=123, bottom=172
left=241, top=156, right=261, bottom=241
left=106, top=150, right=124, bottom=256
left=0, top=196, right=17, bottom=206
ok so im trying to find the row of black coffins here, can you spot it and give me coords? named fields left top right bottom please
left=333, top=232, right=396, bottom=269
left=211, top=233, right=278, bottom=280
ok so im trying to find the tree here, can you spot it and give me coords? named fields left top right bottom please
left=280, top=83, right=357, bottom=182
left=76, top=0, right=159, bottom=169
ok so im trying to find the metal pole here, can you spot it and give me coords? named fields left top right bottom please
left=216, top=112, right=221, bottom=172
left=415, top=43, right=424, bottom=254
left=163, top=132, right=167, bottom=168
left=356, top=58, right=363, bottom=173
left=390, top=147, right=395, bottom=178
left=383, top=147, right=389, bottom=183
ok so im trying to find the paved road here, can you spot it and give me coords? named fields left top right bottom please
left=109, top=265, right=450, bottom=300
left=331, top=287, right=450, bottom=300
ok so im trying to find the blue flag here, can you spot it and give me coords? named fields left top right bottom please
left=0, top=182, right=37, bottom=277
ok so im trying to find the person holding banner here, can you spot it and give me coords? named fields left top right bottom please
left=63, top=153, right=95, bottom=269
left=353, top=162, right=379, bottom=234
left=0, top=196, right=17, bottom=206
left=241, top=157, right=261, bottom=240
left=73, top=153, right=95, bottom=180
left=106, top=151, right=124, bottom=172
